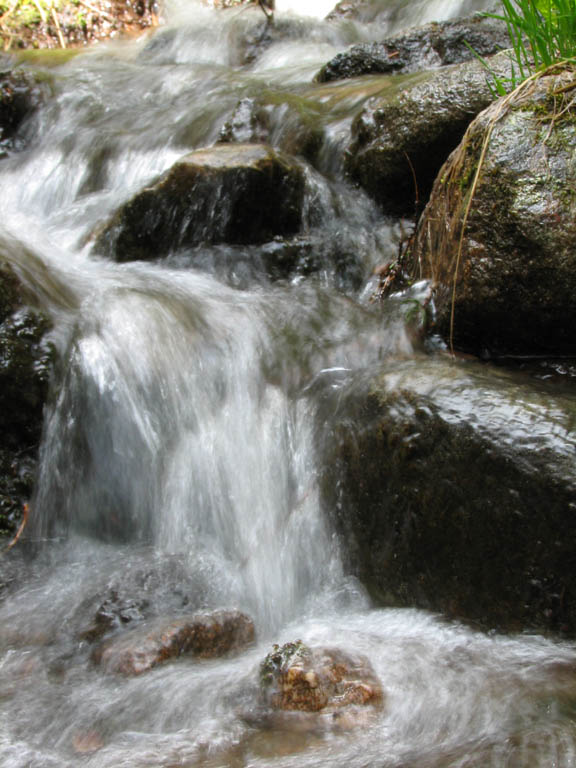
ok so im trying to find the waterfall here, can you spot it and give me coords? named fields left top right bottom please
left=1, top=1, right=576, bottom=766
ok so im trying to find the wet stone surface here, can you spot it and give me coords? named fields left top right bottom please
left=345, top=53, right=514, bottom=217
left=412, top=69, right=576, bottom=357
left=318, top=357, right=576, bottom=635
left=316, top=16, right=509, bottom=83
left=245, top=641, right=383, bottom=732
left=0, top=262, right=54, bottom=538
left=92, top=609, right=256, bottom=675
left=0, top=69, right=46, bottom=158
left=93, top=143, right=306, bottom=262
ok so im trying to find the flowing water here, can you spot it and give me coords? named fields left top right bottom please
left=3, top=1, right=576, bottom=766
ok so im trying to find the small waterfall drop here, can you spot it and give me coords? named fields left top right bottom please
left=2, top=1, right=576, bottom=767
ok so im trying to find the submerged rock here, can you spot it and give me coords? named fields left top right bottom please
left=218, top=93, right=324, bottom=164
left=345, top=54, right=513, bottom=216
left=78, top=556, right=206, bottom=643
left=319, top=357, right=576, bottom=635
left=0, top=262, right=54, bottom=538
left=248, top=641, right=382, bottom=731
left=316, top=17, right=508, bottom=83
left=93, top=609, right=255, bottom=675
left=218, top=97, right=270, bottom=145
left=412, top=68, right=576, bottom=356
left=94, top=144, right=306, bottom=262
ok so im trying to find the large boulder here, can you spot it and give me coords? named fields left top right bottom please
left=0, top=261, right=54, bottom=539
left=412, top=68, right=576, bottom=356
left=345, top=54, right=514, bottom=216
left=93, top=144, right=306, bottom=262
left=316, top=17, right=509, bottom=83
left=318, top=357, right=576, bottom=635
left=92, top=609, right=255, bottom=675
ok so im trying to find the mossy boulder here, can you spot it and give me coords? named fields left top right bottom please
left=316, top=16, right=508, bottom=83
left=94, top=144, right=306, bottom=262
left=345, top=53, right=514, bottom=216
left=318, top=357, right=576, bottom=635
left=413, top=69, right=576, bottom=356
left=0, top=262, right=54, bottom=538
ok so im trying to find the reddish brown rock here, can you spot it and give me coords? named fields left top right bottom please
left=93, top=609, right=255, bottom=675
left=259, top=641, right=383, bottom=715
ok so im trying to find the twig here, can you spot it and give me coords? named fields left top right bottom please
left=1, top=503, right=29, bottom=555
left=402, top=150, right=420, bottom=217
left=0, top=0, right=19, bottom=23
left=51, top=5, right=66, bottom=48
left=31, top=0, right=47, bottom=23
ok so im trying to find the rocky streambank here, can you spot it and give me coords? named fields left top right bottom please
left=2, top=0, right=576, bottom=641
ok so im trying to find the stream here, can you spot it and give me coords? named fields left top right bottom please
left=2, top=0, right=576, bottom=766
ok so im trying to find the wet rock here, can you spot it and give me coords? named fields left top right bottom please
left=0, top=262, right=54, bottom=538
left=319, top=357, right=576, bottom=635
left=218, top=97, right=270, bottom=144
left=77, top=555, right=206, bottom=642
left=316, top=17, right=509, bottom=83
left=80, top=591, right=149, bottom=643
left=94, top=144, right=306, bottom=262
left=93, top=609, right=255, bottom=675
left=248, top=641, right=382, bottom=731
left=0, top=69, right=45, bottom=158
left=166, top=232, right=364, bottom=290
left=218, top=93, right=324, bottom=164
left=345, top=53, right=514, bottom=216
left=412, top=69, right=576, bottom=357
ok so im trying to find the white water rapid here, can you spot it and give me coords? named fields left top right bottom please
left=2, top=1, right=576, bottom=766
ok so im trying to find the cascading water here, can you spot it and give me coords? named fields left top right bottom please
left=2, top=0, right=576, bottom=766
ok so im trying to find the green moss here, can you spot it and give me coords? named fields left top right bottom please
left=13, top=47, right=83, bottom=66
left=260, top=641, right=310, bottom=688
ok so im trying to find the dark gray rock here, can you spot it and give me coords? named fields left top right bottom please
left=345, top=53, right=514, bottom=216
left=319, top=357, right=576, bottom=635
left=0, top=69, right=45, bottom=158
left=316, top=17, right=509, bottom=83
left=412, top=68, right=576, bottom=356
left=0, top=262, right=54, bottom=538
left=94, top=144, right=306, bottom=262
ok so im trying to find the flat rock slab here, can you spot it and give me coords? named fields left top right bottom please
left=92, top=609, right=255, bottom=675
left=94, top=144, right=306, bottom=262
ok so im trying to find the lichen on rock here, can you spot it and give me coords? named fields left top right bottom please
left=412, top=66, right=576, bottom=356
